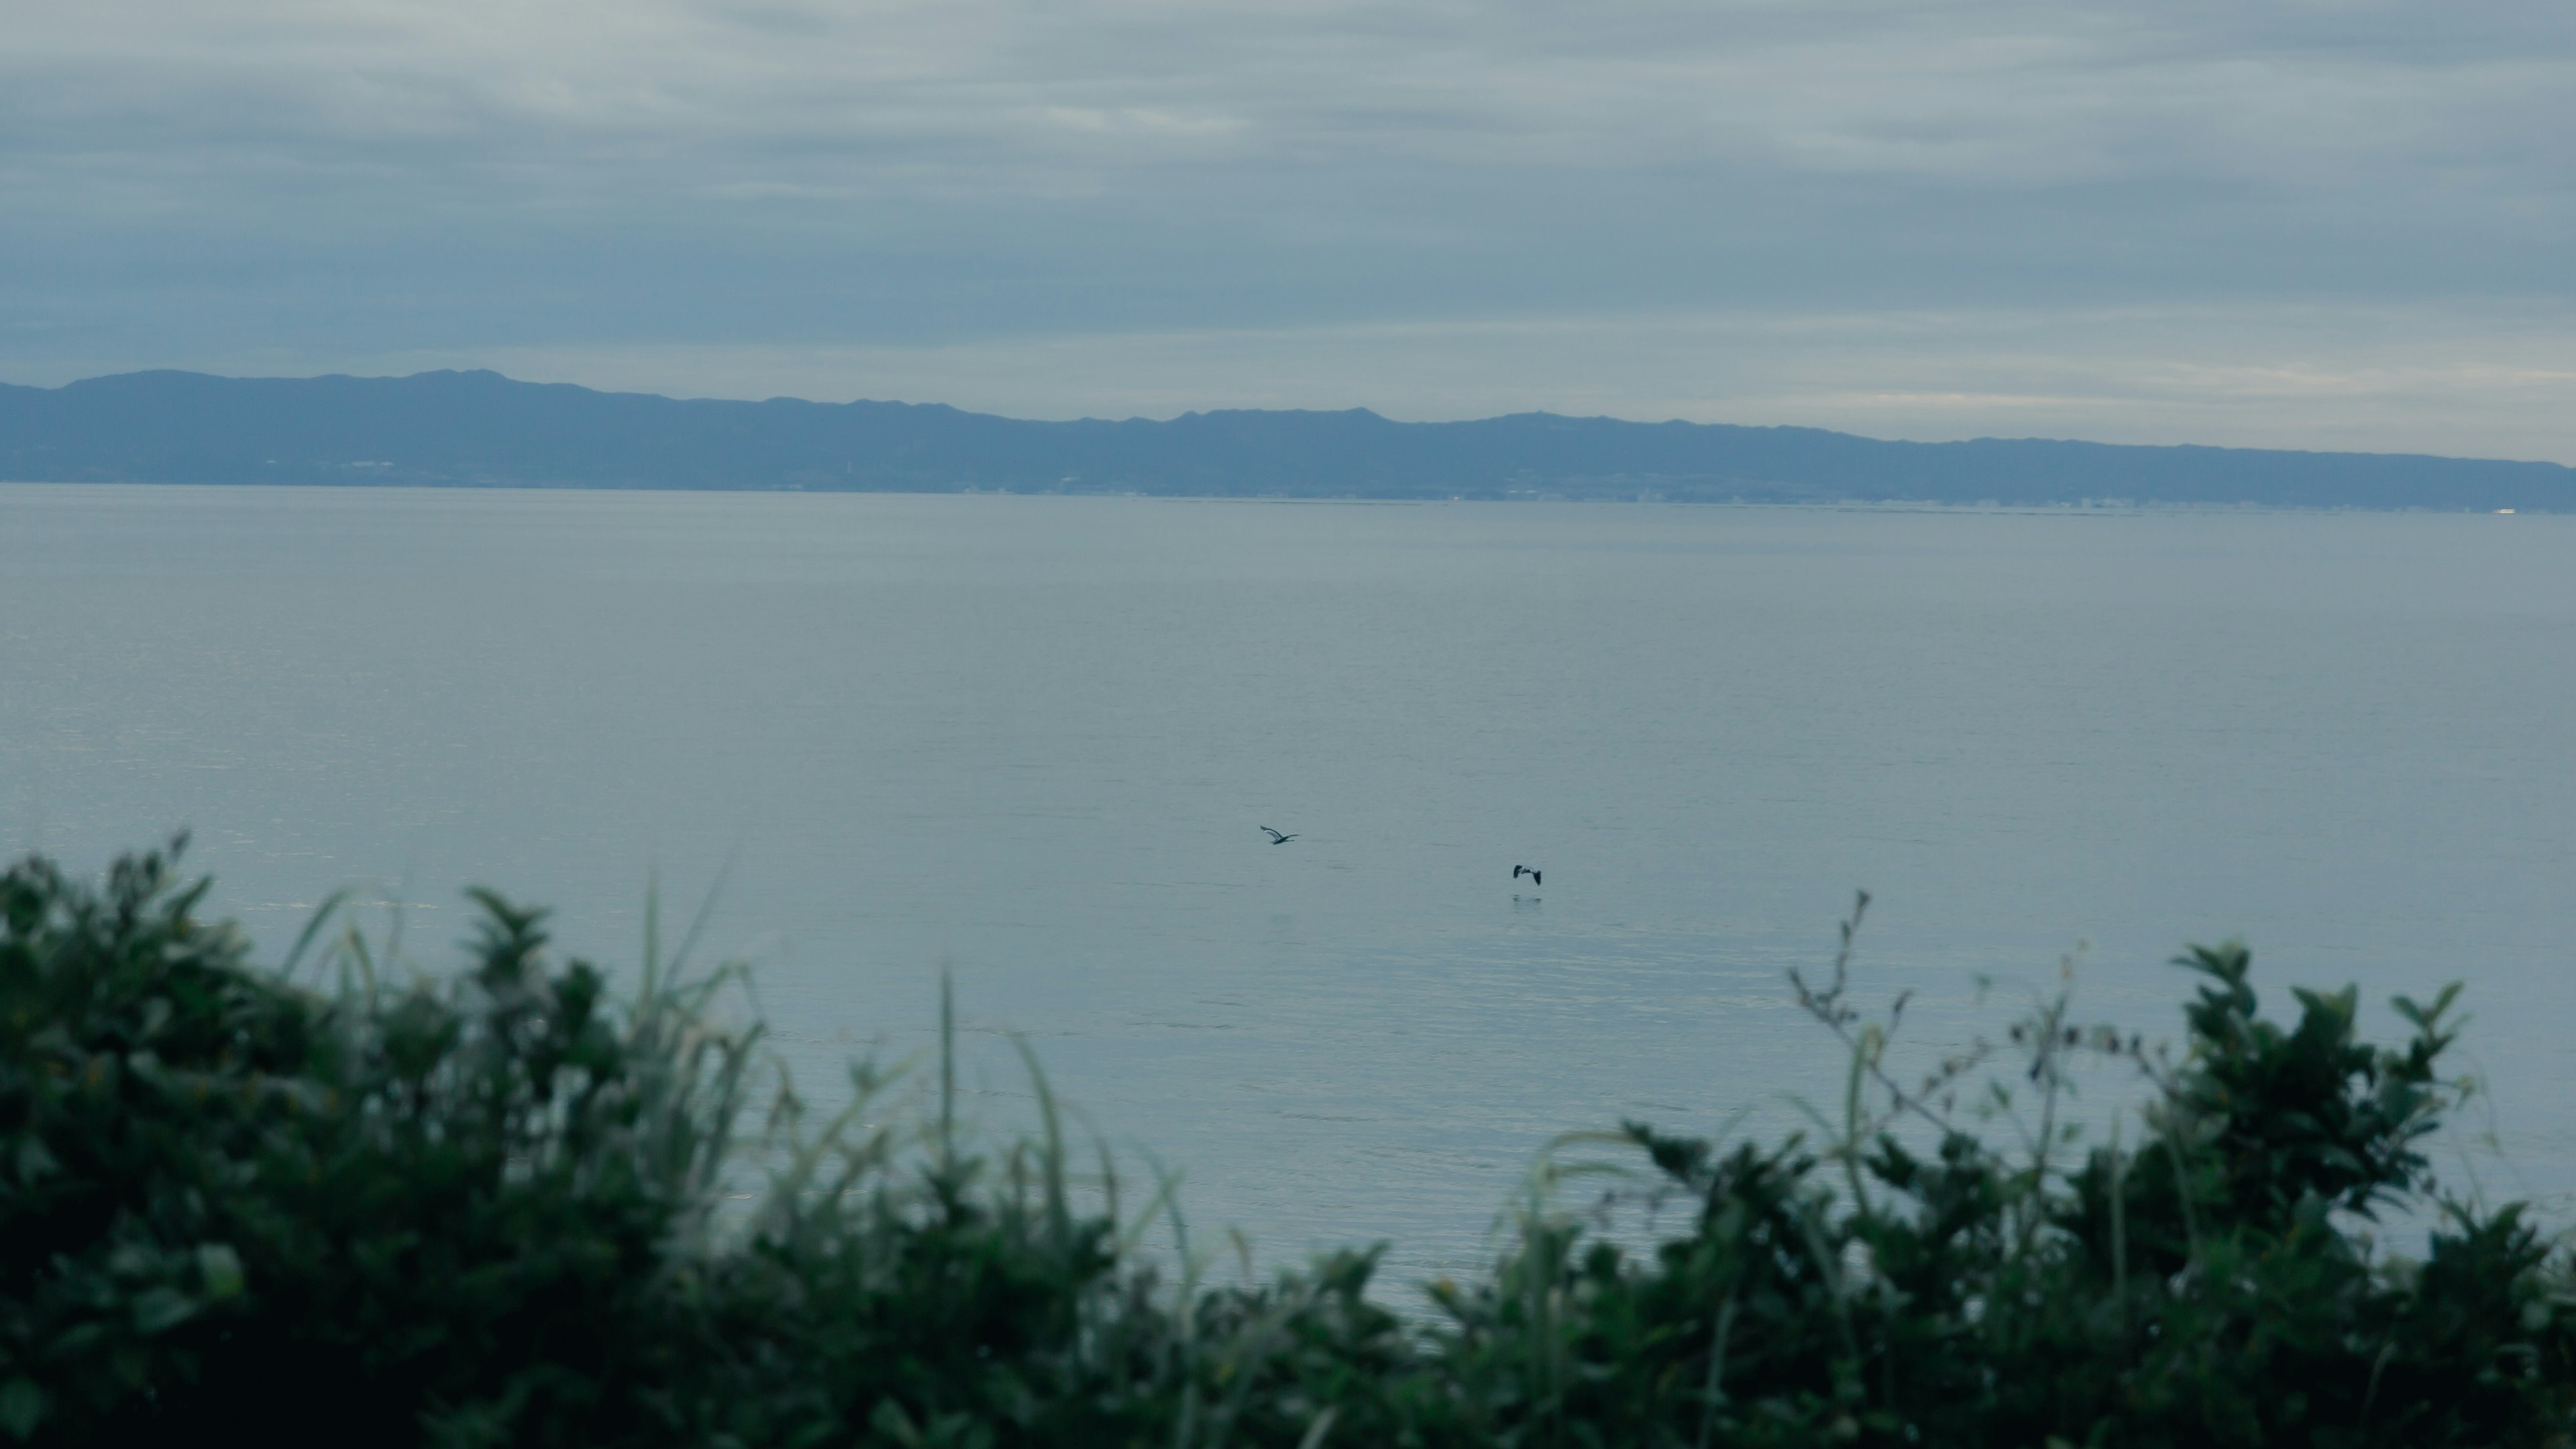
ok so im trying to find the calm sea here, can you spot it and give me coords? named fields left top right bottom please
left=5, top=484, right=2573, bottom=1277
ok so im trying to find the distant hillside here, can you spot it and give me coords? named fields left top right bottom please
left=2, top=368, right=2567, bottom=509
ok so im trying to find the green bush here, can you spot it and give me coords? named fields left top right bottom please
left=2, top=843, right=2569, bottom=1446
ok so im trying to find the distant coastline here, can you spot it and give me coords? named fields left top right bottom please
left=5, top=368, right=2567, bottom=512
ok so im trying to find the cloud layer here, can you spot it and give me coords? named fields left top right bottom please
left=7, top=1, right=2573, bottom=454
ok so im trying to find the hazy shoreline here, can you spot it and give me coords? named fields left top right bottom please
left=7, top=368, right=2569, bottom=511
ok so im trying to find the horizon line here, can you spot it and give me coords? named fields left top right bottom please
left=15, top=366, right=2570, bottom=471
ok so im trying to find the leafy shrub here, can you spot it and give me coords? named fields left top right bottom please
left=0, top=844, right=761, bottom=1446
left=2, top=844, right=2570, bottom=1446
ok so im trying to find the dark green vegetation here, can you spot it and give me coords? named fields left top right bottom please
left=5, top=843, right=2572, bottom=1446
left=6, top=369, right=2573, bottom=508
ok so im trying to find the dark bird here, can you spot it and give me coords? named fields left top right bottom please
left=1513, top=865, right=1542, bottom=887
left=1261, top=826, right=1299, bottom=845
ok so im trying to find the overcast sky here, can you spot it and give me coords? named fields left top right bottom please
left=7, top=0, right=2573, bottom=458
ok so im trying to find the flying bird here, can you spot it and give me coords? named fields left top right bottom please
left=1261, top=826, right=1299, bottom=845
left=1513, top=865, right=1542, bottom=887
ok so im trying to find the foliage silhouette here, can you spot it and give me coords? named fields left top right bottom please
left=3, top=843, right=2569, bottom=1446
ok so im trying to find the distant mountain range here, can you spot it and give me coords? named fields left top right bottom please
left=2, top=368, right=2566, bottom=510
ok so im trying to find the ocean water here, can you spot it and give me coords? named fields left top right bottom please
left=5, top=483, right=2574, bottom=1279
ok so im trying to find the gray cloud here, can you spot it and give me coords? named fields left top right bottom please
left=5, top=1, right=2573, bottom=453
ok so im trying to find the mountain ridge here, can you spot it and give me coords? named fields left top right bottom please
left=2, top=368, right=2565, bottom=510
